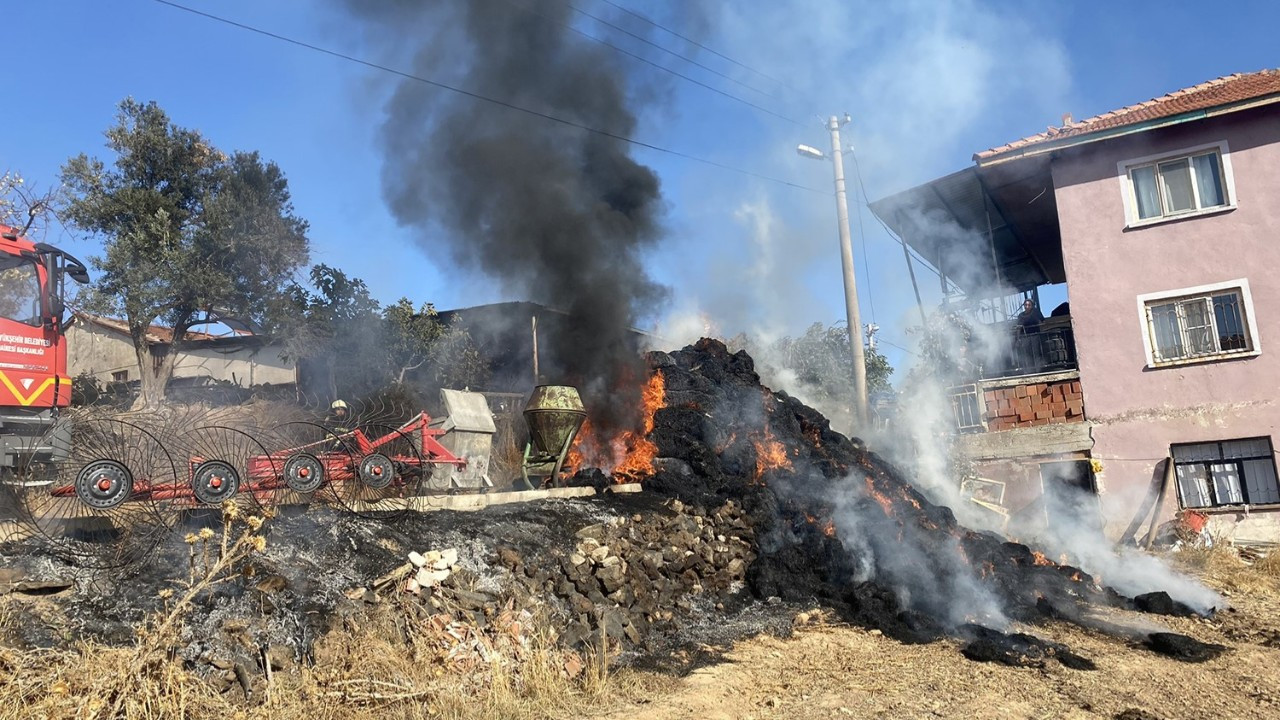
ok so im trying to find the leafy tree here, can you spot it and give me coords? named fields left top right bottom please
left=774, top=322, right=894, bottom=397
left=61, top=99, right=309, bottom=407
left=383, top=299, right=488, bottom=389
left=280, top=267, right=488, bottom=402
left=723, top=322, right=893, bottom=432
left=278, top=264, right=382, bottom=400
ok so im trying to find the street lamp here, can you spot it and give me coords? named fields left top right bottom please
left=796, top=144, right=825, bottom=160
left=797, top=115, right=868, bottom=428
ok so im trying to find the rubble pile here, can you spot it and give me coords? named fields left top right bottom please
left=495, top=496, right=755, bottom=650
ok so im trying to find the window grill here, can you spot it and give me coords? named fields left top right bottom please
left=949, top=384, right=984, bottom=433
left=1145, top=289, right=1251, bottom=363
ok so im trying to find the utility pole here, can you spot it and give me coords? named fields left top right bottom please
left=827, top=116, right=868, bottom=426
left=796, top=116, right=869, bottom=427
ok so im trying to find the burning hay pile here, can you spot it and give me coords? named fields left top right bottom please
left=624, top=338, right=1227, bottom=666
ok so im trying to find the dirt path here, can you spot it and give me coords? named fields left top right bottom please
left=601, top=591, right=1280, bottom=720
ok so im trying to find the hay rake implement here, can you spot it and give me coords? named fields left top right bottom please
left=2, top=392, right=498, bottom=568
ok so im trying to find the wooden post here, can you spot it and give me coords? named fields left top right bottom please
left=531, top=314, right=540, bottom=385
left=1144, top=457, right=1175, bottom=549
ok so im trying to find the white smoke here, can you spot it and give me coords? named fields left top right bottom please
left=643, top=0, right=1220, bottom=615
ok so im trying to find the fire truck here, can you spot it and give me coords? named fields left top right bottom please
left=0, top=224, right=89, bottom=468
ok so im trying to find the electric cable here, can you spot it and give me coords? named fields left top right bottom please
left=566, top=0, right=778, bottom=102
left=151, top=0, right=827, bottom=195
left=849, top=148, right=943, bottom=279
left=596, top=0, right=789, bottom=90
left=851, top=165, right=875, bottom=324
left=501, top=0, right=800, bottom=126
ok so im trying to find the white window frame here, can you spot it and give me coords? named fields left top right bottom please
left=949, top=383, right=985, bottom=433
left=1117, top=140, right=1237, bottom=228
left=1136, top=278, right=1261, bottom=369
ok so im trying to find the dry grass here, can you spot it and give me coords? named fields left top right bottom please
left=291, top=601, right=663, bottom=720
left=0, top=507, right=663, bottom=720
left=1169, top=540, right=1280, bottom=596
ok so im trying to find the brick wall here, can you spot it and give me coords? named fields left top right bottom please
left=983, top=379, right=1084, bottom=432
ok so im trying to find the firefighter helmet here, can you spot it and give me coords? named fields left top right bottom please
left=330, top=399, right=349, bottom=411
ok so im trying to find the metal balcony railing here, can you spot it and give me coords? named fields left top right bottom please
left=981, top=325, right=1078, bottom=380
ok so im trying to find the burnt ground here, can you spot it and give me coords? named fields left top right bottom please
left=597, top=584, right=1280, bottom=720
left=0, top=489, right=798, bottom=685
left=0, top=338, right=1253, bottom=716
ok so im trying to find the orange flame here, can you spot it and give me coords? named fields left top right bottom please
left=801, top=512, right=838, bottom=538
left=561, top=371, right=667, bottom=480
left=804, top=425, right=822, bottom=449
left=613, top=371, right=666, bottom=478
left=752, top=424, right=790, bottom=481
left=564, top=418, right=592, bottom=474
left=863, top=477, right=895, bottom=515
left=1031, top=551, right=1053, bottom=567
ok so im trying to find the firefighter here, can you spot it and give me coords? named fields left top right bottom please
left=326, top=399, right=351, bottom=450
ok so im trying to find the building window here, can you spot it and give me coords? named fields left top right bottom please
left=1137, top=279, right=1259, bottom=367
left=1119, top=142, right=1235, bottom=226
left=1173, top=437, right=1279, bottom=508
left=111, top=370, right=128, bottom=383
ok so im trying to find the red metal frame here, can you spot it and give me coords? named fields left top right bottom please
left=51, top=413, right=469, bottom=506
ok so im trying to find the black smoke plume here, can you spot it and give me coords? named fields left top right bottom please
left=345, top=0, right=668, bottom=430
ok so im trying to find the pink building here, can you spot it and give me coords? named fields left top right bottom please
left=872, top=70, right=1280, bottom=543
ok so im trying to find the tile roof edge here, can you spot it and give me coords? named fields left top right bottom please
left=975, top=69, right=1280, bottom=162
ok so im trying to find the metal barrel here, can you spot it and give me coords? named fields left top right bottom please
left=523, top=385, right=586, bottom=457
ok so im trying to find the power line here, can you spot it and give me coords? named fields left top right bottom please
left=848, top=149, right=942, bottom=279
left=567, top=0, right=781, bottom=104
left=151, top=0, right=827, bottom=195
left=501, top=0, right=799, bottom=126
left=875, top=337, right=917, bottom=357
left=596, top=0, right=789, bottom=90
left=852, top=164, right=874, bottom=324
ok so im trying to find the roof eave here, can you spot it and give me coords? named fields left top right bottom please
left=975, top=92, right=1280, bottom=168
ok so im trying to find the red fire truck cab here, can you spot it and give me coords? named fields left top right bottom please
left=0, top=224, right=89, bottom=467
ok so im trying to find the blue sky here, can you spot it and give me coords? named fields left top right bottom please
left=3, top=0, right=1277, bottom=376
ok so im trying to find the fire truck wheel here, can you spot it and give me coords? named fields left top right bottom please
left=74, top=459, right=133, bottom=510
left=358, top=453, right=395, bottom=490
left=192, top=460, right=240, bottom=504
left=283, top=453, right=325, bottom=493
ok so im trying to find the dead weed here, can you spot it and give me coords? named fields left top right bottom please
left=0, top=507, right=661, bottom=720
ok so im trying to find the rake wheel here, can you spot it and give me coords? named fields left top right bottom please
left=282, top=453, right=325, bottom=494
left=323, top=422, right=423, bottom=521
left=13, top=415, right=175, bottom=570
left=170, top=425, right=278, bottom=512
left=266, top=421, right=359, bottom=508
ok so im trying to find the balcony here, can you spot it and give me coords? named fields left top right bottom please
left=949, top=315, right=1084, bottom=434
left=982, top=319, right=1077, bottom=380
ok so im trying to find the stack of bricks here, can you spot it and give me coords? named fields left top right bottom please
left=983, top=379, right=1084, bottom=432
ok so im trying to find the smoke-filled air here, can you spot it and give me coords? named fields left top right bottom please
left=3, top=0, right=1277, bottom=716
left=346, top=0, right=671, bottom=432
